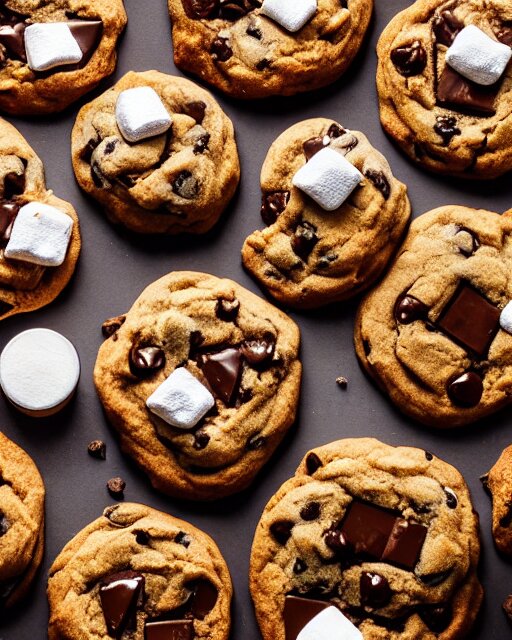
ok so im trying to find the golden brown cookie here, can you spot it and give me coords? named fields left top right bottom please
left=47, top=502, right=232, bottom=640
left=71, top=70, right=240, bottom=235
left=0, top=0, right=126, bottom=115
left=242, top=119, right=411, bottom=309
left=167, top=0, right=373, bottom=99
left=94, top=271, right=301, bottom=501
left=377, top=0, right=512, bottom=179
left=484, top=445, right=512, bottom=556
left=250, top=438, right=482, bottom=640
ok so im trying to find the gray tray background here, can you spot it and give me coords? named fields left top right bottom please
left=2, top=0, right=512, bottom=637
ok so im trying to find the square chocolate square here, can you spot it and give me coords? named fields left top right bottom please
left=437, top=65, right=498, bottom=116
left=341, top=500, right=396, bottom=560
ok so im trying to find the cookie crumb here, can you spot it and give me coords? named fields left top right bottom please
left=107, top=477, right=125, bottom=498
left=88, top=440, right=106, bottom=460
left=336, top=376, right=348, bottom=389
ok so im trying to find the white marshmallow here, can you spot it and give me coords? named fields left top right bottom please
left=5, top=201, right=73, bottom=267
left=500, top=301, right=512, bottom=334
left=260, top=0, right=317, bottom=33
left=292, top=147, right=362, bottom=211
left=297, top=607, right=363, bottom=640
left=24, top=23, right=83, bottom=72
left=146, top=367, right=214, bottom=430
left=445, top=25, right=512, bottom=86
left=0, top=328, right=80, bottom=416
left=116, top=87, right=172, bottom=143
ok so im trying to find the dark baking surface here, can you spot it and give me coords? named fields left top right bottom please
left=1, top=0, right=511, bottom=637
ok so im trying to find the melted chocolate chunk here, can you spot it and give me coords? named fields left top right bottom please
left=270, top=520, right=294, bottom=544
left=67, top=20, right=103, bottom=62
left=183, top=0, right=219, bottom=18
left=394, top=295, right=428, bottom=324
left=194, top=432, right=210, bottom=450
left=215, top=297, right=240, bottom=321
left=418, top=604, right=452, bottom=632
left=88, top=440, right=106, bottom=459
left=437, top=283, right=500, bottom=357
left=305, top=452, right=322, bottom=475
left=102, top=315, right=126, bottom=338
left=300, top=502, right=320, bottom=521
left=190, top=580, right=218, bottom=619
left=360, top=572, right=392, bottom=608
left=197, top=347, right=242, bottom=406
left=211, top=37, right=232, bottom=62
left=433, top=11, right=463, bottom=46
left=0, top=513, right=9, bottom=537
left=99, top=571, right=145, bottom=637
left=0, top=22, right=26, bottom=61
left=172, top=171, right=199, bottom=199
left=283, top=596, right=330, bottom=640
left=129, top=346, right=165, bottom=376
left=145, top=621, right=193, bottom=640
left=303, top=136, right=327, bottom=161
left=247, top=434, right=266, bottom=450
left=0, top=200, right=19, bottom=246
left=364, top=169, right=390, bottom=199
left=184, top=100, right=207, bottom=123
left=434, top=116, right=461, bottom=145
left=291, top=221, right=318, bottom=260
left=444, top=487, right=458, bottom=509
left=417, top=569, right=452, bottom=586
left=261, top=191, right=290, bottom=225
left=447, top=372, right=483, bottom=407
left=3, top=170, right=25, bottom=198
left=391, top=41, right=427, bottom=76
left=324, top=529, right=352, bottom=556
left=241, top=336, right=275, bottom=368
left=437, top=65, right=498, bottom=116
left=194, top=132, right=210, bottom=154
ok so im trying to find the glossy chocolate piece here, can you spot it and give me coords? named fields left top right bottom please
left=261, top=191, right=290, bottom=225
left=102, top=315, right=126, bottom=338
left=391, top=41, right=427, bottom=76
left=381, top=519, right=427, bottom=569
left=67, top=20, right=103, bottom=61
left=364, top=169, right=390, bottom=199
left=447, top=371, right=483, bottom=407
left=0, top=201, right=19, bottom=246
left=184, top=100, right=207, bottom=124
left=434, top=116, right=461, bottom=145
left=145, top=620, right=193, bottom=640
left=444, top=488, right=458, bottom=509
left=360, top=572, right=392, bottom=608
left=437, top=283, right=500, bottom=357
left=437, top=65, right=497, bottom=116
left=211, top=37, right=232, bottom=62
left=324, top=529, right=352, bottom=556
left=305, top=452, right=322, bottom=475
left=99, top=570, right=145, bottom=637
left=183, top=0, right=218, bottom=19
left=395, top=295, right=428, bottom=324
left=215, top=297, right=240, bottom=321
left=129, top=346, right=166, bottom=376
left=270, top=520, right=294, bottom=544
left=433, top=10, right=463, bottom=46
left=197, top=347, right=242, bottom=406
left=190, top=580, right=217, bottom=619
left=3, top=170, right=25, bottom=198
left=283, top=595, right=330, bottom=640
left=303, top=136, right=327, bottom=161
left=291, top=221, right=318, bottom=260
left=241, top=337, right=275, bottom=368
left=0, top=22, right=26, bottom=61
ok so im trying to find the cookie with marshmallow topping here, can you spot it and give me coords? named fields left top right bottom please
left=0, top=0, right=126, bottom=115
left=94, top=271, right=301, bottom=501
left=242, top=119, right=410, bottom=309
left=72, top=71, right=240, bottom=235
left=167, top=0, right=373, bottom=99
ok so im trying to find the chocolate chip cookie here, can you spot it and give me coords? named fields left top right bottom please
left=483, top=445, right=512, bottom=557
left=0, top=431, right=45, bottom=610
left=94, top=271, right=301, bottom=500
left=0, top=117, right=80, bottom=321
left=71, top=70, right=240, bottom=235
left=167, top=0, right=373, bottom=99
left=377, top=0, right=512, bottom=178
left=355, top=205, right=512, bottom=428
left=242, top=119, right=411, bottom=309
left=0, top=0, right=126, bottom=115
left=250, top=438, right=482, bottom=640
left=47, top=502, right=232, bottom=639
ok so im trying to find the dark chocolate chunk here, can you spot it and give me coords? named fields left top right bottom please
left=418, top=604, right=452, bottom=632
left=145, top=620, right=193, bottom=640
left=0, top=201, right=19, bottom=246
left=306, top=452, right=322, bottom=475
left=291, top=559, right=307, bottom=576
left=0, top=22, right=26, bottom=61
left=247, top=434, right=266, bottom=450
left=216, top=297, right=240, bottom=321
left=129, top=346, right=165, bottom=376
left=102, top=315, right=126, bottom=338
left=417, top=569, right=452, bottom=586
left=433, top=11, right=463, bottom=46
left=291, top=221, right=318, bottom=260
left=190, top=580, right=217, bottom=619
left=88, top=440, right=106, bottom=460
left=67, top=20, right=103, bottom=62
left=0, top=513, right=9, bottom=537
left=300, top=502, right=320, bottom=521
left=390, top=41, right=427, bottom=76
left=503, top=595, right=512, bottom=623
left=364, top=169, right=390, bottom=199
left=104, top=140, right=117, bottom=155
left=444, top=487, right=458, bottom=509
left=172, top=170, right=199, bottom=199
left=241, top=336, right=275, bottom=368
left=324, top=529, right=352, bottom=556
left=327, top=123, right=345, bottom=139
left=81, top=137, right=101, bottom=163
left=437, top=65, right=498, bottom=116
left=91, top=162, right=110, bottom=189
left=3, top=170, right=25, bottom=198
left=425, top=451, right=433, bottom=461
left=219, top=0, right=252, bottom=19
left=183, top=0, right=219, bottom=19
left=189, top=330, right=205, bottom=352
left=434, top=116, right=461, bottom=145
left=193, top=132, right=210, bottom=154
left=447, top=372, right=483, bottom=407
left=303, top=136, right=328, bottom=161
left=247, top=24, right=262, bottom=38
left=283, top=595, right=331, bottom=640
left=135, top=530, right=150, bottom=545
left=360, top=572, right=392, bottom=608
left=184, top=100, right=207, bottom=124
left=211, top=36, right=232, bottom=62
left=381, top=519, right=428, bottom=569
left=261, top=191, right=290, bottom=225
left=256, top=58, right=270, bottom=71
left=99, top=571, right=145, bottom=637
left=194, top=432, right=210, bottom=450
left=454, top=227, right=479, bottom=257
left=437, top=283, right=500, bottom=357
left=174, top=531, right=192, bottom=547
left=317, top=253, right=337, bottom=269
left=107, top=477, right=126, bottom=498
left=394, top=295, right=428, bottom=324
left=270, top=520, right=294, bottom=544
left=197, top=347, right=242, bottom=406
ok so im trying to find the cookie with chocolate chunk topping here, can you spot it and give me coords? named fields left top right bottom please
left=94, top=271, right=301, bottom=500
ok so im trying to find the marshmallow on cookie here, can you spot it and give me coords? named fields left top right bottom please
left=115, top=87, right=172, bottom=143
left=260, top=0, right=317, bottom=33
left=24, top=23, right=83, bottom=71
left=297, top=607, right=363, bottom=640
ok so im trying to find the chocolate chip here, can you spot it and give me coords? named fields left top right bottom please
left=503, top=595, right=512, bottom=623
left=216, top=297, right=240, bottom=321
left=261, top=191, right=290, bottom=225
left=102, top=315, right=126, bottom=338
left=145, top=621, right=193, bottom=640
left=306, top=452, right=322, bottom=475
left=184, top=100, right=207, bottom=123
left=189, top=331, right=205, bottom=352
left=99, top=571, right=145, bottom=637
left=293, top=559, right=307, bottom=574
left=175, top=531, right=192, bottom=547
left=317, top=254, right=337, bottom=269
left=183, top=0, right=219, bottom=19
left=303, top=136, right=328, bottom=161
left=360, top=572, right=392, bottom=608
left=194, top=432, right=210, bottom=450
left=391, top=41, right=427, bottom=76
left=219, top=0, right=250, bottom=19
left=193, top=132, right=210, bottom=154
left=0, top=201, right=19, bottom=246
left=190, top=580, right=218, bottom=619
left=172, top=170, right=199, bottom=199
left=129, top=346, right=165, bottom=376
left=434, top=116, right=461, bottom=145
left=447, top=371, right=483, bottom=407
left=433, top=11, right=463, bottom=46
left=437, top=65, right=497, bottom=117
left=197, top=348, right=242, bottom=406
left=418, top=604, right=452, bottom=632
left=291, top=221, right=318, bottom=260
left=247, top=24, right=262, bottom=39
left=241, top=336, right=275, bottom=368
left=211, top=36, right=232, bottom=62
left=394, top=295, right=428, bottom=324
left=256, top=58, right=270, bottom=71
left=425, top=451, right=433, bottom=461
left=107, top=477, right=126, bottom=498
left=417, top=569, right=452, bottom=586
left=270, top=520, right=294, bottom=544
left=91, top=162, right=109, bottom=189
left=0, top=514, right=9, bottom=537
left=327, top=123, right=346, bottom=139
left=364, top=169, right=390, bottom=199
left=247, top=435, right=266, bottom=450
left=88, top=440, right=106, bottom=460
left=104, top=140, right=117, bottom=155
left=444, top=487, right=458, bottom=509
left=3, top=170, right=25, bottom=198
left=336, top=376, right=348, bottom=389
left=300, top=501, right=320, bottom=521
left=324, top=529, right=351, bottom=556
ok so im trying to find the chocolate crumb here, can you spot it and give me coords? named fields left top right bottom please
left=107, top=477, right=126, bottom=498
left=88, top=440, right=106, bottom=460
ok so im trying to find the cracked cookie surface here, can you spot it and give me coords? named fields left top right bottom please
left=242, top=118, right=411, bottom=309
left=250, top=438, right=482, bottom=640
left=0, top=431, right=45, bottom=610
left=167, top=0, right=373, bottom=99
left=94, top=271, right=301, bottom=500
left=0, top=0, right=126, bottom=115
left=355, top=205, right=512, bottom=428
left=377, top=0, right=512, bottom=178
left=0, top=117, right=80, bottom=320
left=47, top=502, right=232, bottom=640
left=72, top=70, right=240, bottom=235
